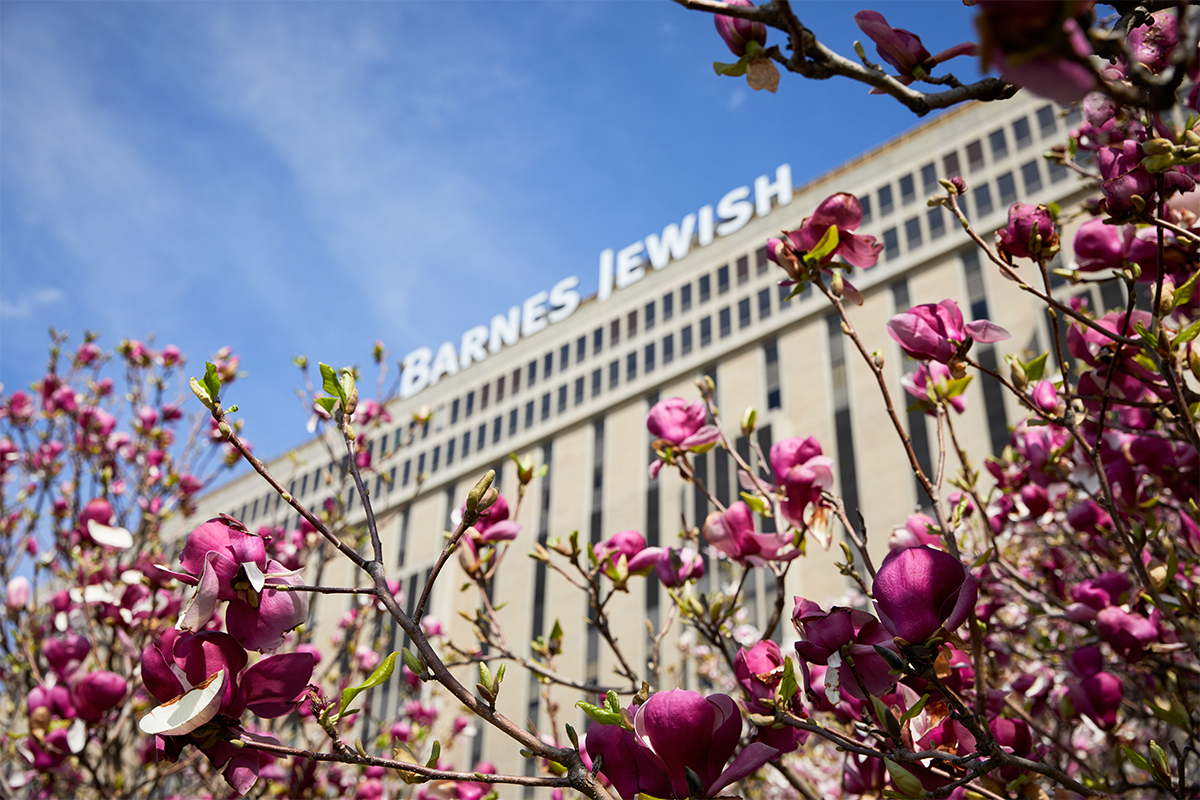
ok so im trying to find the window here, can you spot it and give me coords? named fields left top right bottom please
left=927, top=206, right=945, bottom=239
left=645, top=301, right=656, bottom=330
left=541, top=392, right=550, bottom=421
left=591, top=369, right=602, bottom=397
left=764, top=339, right=781, bottom=410
left=778, top=283, right=792, bottom=309
left=593, top=327, right=603, bottom=355
left=878, top=184, right=894, bottom=216
left=904, top=216, right=922, bottom=250
left=663, top=292, right=674, bottom=320
left=966, top=140, right=984, bottom=171
left=920, top=162, right=938, bottom=194
left=508, top=409, right=518, bottom=437
left=610, top=319, right=620, bottom=347
left=608, top=360, right=619, bottom=390
left=627, top=310, right=638, bottom=338
left=1049, top=159, right=1068, bottom=184
left=973, top=183, right=994, bottom=217
left=738, top=297, right=751, bottom=329
left=700, top=316, right=713, bottom=347
left=943, top=150, right=960, bottom=177
left=645, top=342, right=656, bottom=372
left=626, top=352, right=637, bottom=381
left=899, top=173, right=916, bottom=205
left=512, top=367, right=521, bottom=393
left=681, top=283, right=693, bottom=311
left=1036, top=104, right=1057, bottom=137
left=446, top=438, right=455, bottom=466
left=463, top=430, right=471, bottom=458
left=663, top=333, right=675, bottom=364
left=576, top=336, right=586, bottom=362
left=465, top=391, right=475, bottom=418
left=402, top=459, right=411, bottom=486
left=989, top=128, right=1008, bottom=161
left=736, top=255, right=749, bottom=285
left=431, top=446, right=440, bottom=473
left=560, top=344, right=570, bottom=372
left=1021, top=160, right=1042, bottom=193
left=717, top=265, right=730, bottom=294
left=451, top=398, right=460, bottom=424
left=755, top=246, right=769, bottom=275
left=719, top=307, right=731, bottom=338
left=681, top=325, right=694, bottom=355
left=1013, top=116, right=1032, bottom=149
left=860, top=194, right=873, bottom=224
left=478, top=423, right=487, bottom=451
left=883, top=227, right=900, bottom=260
left=758, top=288, right=772, bottom=320
left=528, top=359, right=538, bottom=386
left=525, top=400, right=535, bottom=429
left=557, top=385, right=567, bottom=413
left=997, top=172, right=1017, bottom=206
left=574, top=377, right=584, bottom=405
left=699, top=275, right=711, bottom=302
left=1065, top=106, right=1082, bottom=129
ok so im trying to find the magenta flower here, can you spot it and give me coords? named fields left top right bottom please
left=646, top=397, right=719, bottom=450
left=1096, top=606, right=1158, bottom=663
left=704, top=501, right=798, bottom=566
left=768, top=193, right=882, bottom=294
left=975, top=2, right=1097, bottom=104
left=1128, top=10, right=1179, bottom=74
left=74, top=671, right=129, bottom=723
left=713, top=0, right=766, bottom=58
left=589, top=689, right=777, bottom=800
left=734, top=640, right=807, bottom=754
left=888, top=512, right=943, bottom=550
left=594, top=530, right=647, bottom=569
left=996, top=203, right=1059, bottom=262
left=901, top=361, right=967, bottom=415
left=6, top=576, right=29, bottom=609
left=854, top=10, right=932, bottom=77
left=165, top=516, right=308, bottom=652
left=1029, top=380, right=1060, bottom=414
left=886, top=299, right=1010, bottom=364
left=792, top=599, right=897, bottom=700
left=654, top=547, right=705, bottom=587
left=872, top=545, right=977, bottom=643
left=469, top=491, right=521, bottom=543
left=1065, top=646, right=1124, bottom=729
left=770, top=437, right=834, bottom=532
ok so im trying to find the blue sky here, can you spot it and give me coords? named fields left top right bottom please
left=1, top=2, right=984, bottom=463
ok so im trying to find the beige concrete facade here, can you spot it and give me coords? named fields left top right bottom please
left=180, top=93, right=1100, bottom=779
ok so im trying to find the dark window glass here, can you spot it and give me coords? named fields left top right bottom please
left=525, top=400, right=535, bottom=428
left=899, top=173, right=916, bottom=205
left=719, top=265, right=731, bottom=294
left=738, top=298, right=751, bottom=329
left=736, top=256, right=749, bottom=285
left=478, top=422, right=487, bottom=450
left=627, top=310, right=638, bottom=338
left=508, top=409, right=518, bottom=437
left=418, top=452, right=427, bottom=474
left=755, top=245, right=769, bottom=275
left=663, top=292, right=674, bottom=320
left=778, top=283, right=792, bottom=309
left=528, top=359, right=538, bottom=386
left=883, top=227, right=900, bottom=260
left=764, top=339, right=781, bottom=410
left=543, top=352, right=553, bottom=378
left=681, top=325, right=693, bottom=355
left=719, top=306, right=731, bottom=338
left=989, top=128, right=1008, bottom=160
left=540, top=392, right=550, bottom=421
left=681, top=283, right=693, bottom=311
left=451, top=398, right=460, bottom=424
left=402, top=459, right=411, bottom=486
left=928, top=206, right=945, bottom=239
left=512, top=367, right=521, bottom=393
left=904, top=216, right=922, bottom=250
left=465, top=391, right=475, bottom=418
left=920, top=162, right=938, bottom=194
left=966, top=140, right=984, bottom=171
left=1012, top=117, right=1032, bottom=150
left=699, top=275, right=711, bottom=302
left=463, top=430, right=471, bottom=457
left=446, top=439, right=455, bottom=466
left=593, top=327, right=603, bottom=355
left=700, top=316, right=713, bottom=346
left=1100, top=279, right=1124, bottom=311
left=626, top=352, right=637, bottom=381
left=645, top=301, right=656, bottom=330
left=977, top=347, right=1010, bottom=456
left=878, top=184, right=894, bottom=215
left=576, top=336, right=586, bottom=362
left=973, top=183, right=994, bottom=217
left=663, top=333, right=675, bottom=363
left=997, top=172, right=1017, bottom=206
left=860, top=194, right=873, bottom=224
left=1036, top=104, right=1057, bottom=137
left=574, top=377, right=584, bottom=405
left=610, top=319, right=620, bottom=346
left=1049, top=159, right=1068, bottom=184
left=943, top=150, right=960, bottom=177
left=591, top=368, right=602, bottom=397
left=758, top=288, right=772, bottom=319
left=560, top=344, right=569, bottom=371
left=645, top=342, right=656, bottom=372
left=495, top=416, right=504, bottom=443
left=608, top=360, right=619, bottom=389
left=1021, top=160, right=1042, bottom=193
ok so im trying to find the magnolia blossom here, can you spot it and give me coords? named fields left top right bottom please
left=6, top=575, right=30, bottom=609
left=996, top=203, right=1059, bottom=261
left=872, top=545, right=977, bottom=643
left=646, top=398, right=719, bottom=450
left=463, top=491, right=521, bottom=543
left=887, top=299, right=1010, bottom=364
left=854, top=10, right=975, bottom=84
left=1065, top=646, right=1124, bottom=729
left=1072, top=217, right=1131, bottom=272
left=654, top=547, right=705, bottom=587
left=704, top=502, right=797, bottom=566
left=974, top=1, right=1097, bottom=104
left=770, top=437, right=834, bottom=536
left=713, top=0, right=765, bottom=57
left=588, top=689, right=777, bottom=800
left=767, top=194, right=881, bottom=305
left=901, top=360, right=967, bottom=415
left=792, top=599, right=897, bottom=700
left=734, top=640, right=807, bottom=754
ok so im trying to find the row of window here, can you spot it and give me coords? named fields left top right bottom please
left=861, top=103, right=1062, bottom=224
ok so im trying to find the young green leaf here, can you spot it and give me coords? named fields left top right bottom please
left=203, top=361, right=222, bottom=405
left=338, top=651, right=397, bottom=721
left=320, top=363, right=344, bottom=401
left=1023, top=351, right=1050, bottom=383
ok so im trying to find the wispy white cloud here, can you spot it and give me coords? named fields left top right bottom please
left=0, top=287, right=64, bottom=320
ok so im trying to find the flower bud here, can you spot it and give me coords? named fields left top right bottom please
left=740, top=407, right=757, bottom=436
left=466, top=470, right=496, bottom=516
left=6, top=576, right=30, bottom=610
left=830, top=271, right=844, bottom=298
left=1009, top=357, right=1028, bottom=390
left=1143, top=138, right=1174, bottom=155
left=950, top=176, right=967, bottom=194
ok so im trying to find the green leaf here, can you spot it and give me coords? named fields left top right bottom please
left=808, top=224, right=840, bottom=263
left=884, top=759, right=924, bottom=798
left=576, top=700, right=622, bottom=727
left=871, top=696, right=902, bottom=740
left=338, top=651, right=397, bottom=721
left=425, top=740, right=440, bottom=768
left=1135, top=321, right=1158, bottom=349
left=1172, top=268, right=1199, bottom=309
left=1174, top=318, right=1200, bottom=345
left=783, top=280, right=810, bottom=300
left=712, top=59, right=748, bottom=77
left=1121, top=744, right=1152, bottom=772
left=942, top=375, right=973, bottom=399
left=316, top=396, right=339, bottom=414
left=339, top=369, right=356, bottom=403
left=1023, top=351, right=1050, bottom=383
left=203, top=361, right=222, bottom=405
left=479, top=662, right=495, bottom=693
left=776, top=657, right=799, bottom=706
left=897, top=693, right=929, bottom=724
left=533, top=464, right=549, bottom=479
left=740, top=492, right=767, bottom=514
left=320, top=363, right=344, bottom=401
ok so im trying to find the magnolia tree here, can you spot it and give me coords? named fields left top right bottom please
left=4, top=2, right=1200, bottom=799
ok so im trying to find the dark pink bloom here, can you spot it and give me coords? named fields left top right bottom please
left=469, top=491, right=520, bottom=543
left=734, top=640, right=807, bottom=754
left=44, top=633, right=91, bottom=676
left=901, top=361, right=967, bottom=415
left=997, top=203, right=1059, bottom=261
left=1128, top=10, right=1179, bottom=74
left=1066, top=646, right=1124, bottom=729
left=590, top=689, right=777, bottom=800
left=646, top=397, right=719, bottom=450
left=1096, top=606, right=1157, bottom=662
left=769, top=193, right=882, bottom=273
left=76, top=342, right=102, bottom=365
left=853, top=8, right=975, bottom=87
left=74, top=671, right=128, bottom=722
left=713, top=0, right=766, bottom=57
left=872, top=545, right=977, bottom=643
left=594, top=530, right=650, bottom=572
left=887, top=299, right=1010, bottom=364
left=1073, top=218, right=1131, bottom=273
left=1067, top=310, right=1152, bottom=369
left=770, top=437, right=834, bottom=531
left=888, top=512, right=942, bottom=550
left=159, top=344, right=184, bottom=367
left=654, top=547, right=705, bottom=587
left=975, top=2, right=1097, bottom=104
left=792, top=599, right=897, bottom=700
left=1029, top=380, right=1059, bottom=414
left=704, top=501, right=797, bottom=566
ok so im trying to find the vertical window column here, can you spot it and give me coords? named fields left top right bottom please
left=586, top=421, right=605, bottom=684
left=826, top=314, right=861, bottom=538
left=890, top=281, right=935, bottom=507
left=962, top=250, right=1010, bottom=455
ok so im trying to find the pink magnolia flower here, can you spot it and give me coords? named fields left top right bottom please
left=76, top=342, right=102, bottom=365
left=165, top=516, right=307, bottom=652
left=6, top=576, right=30, bottom=609
left=704, top=501, right=797, bottom=566
left=713, top=0, right=765, bottom=57
left=792, top=599, right=897, bottom=700
left=767, top=194, right=881, bottom=303
left=654, top=547, right=705, bottom=587
left=901, top=361, right=967, bottom=415
left=734, top=640, right=807, bottom=754
left=1065, top=645, right=1123, bottom=729
left=468, top=491, right=521, bottom=543
left=159, top=344, right=184, bottom=367
left=74, top=671, right=128, bottom=723
left=854, top=10, right=976, bottom=84
left=1029, top=380, right=1060, bottom=414
left=770, top=437, right=834, bottom=532
left=646, top=398, right=719, bottom=450
left=588, top=689, right=777, bottom=800
left=1128, top=10, right=1179, bottom=74
left=996, top=203, right=1059, bottom=261
left=887, top=299, right=1010, bottom=364
left=872, top=545, right=977, bottom=643
left=975, top=1, right=1097, bottom=105
left=888, top=512, right=942, bottom=550
left=593, top=530, right=655, bottom=573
